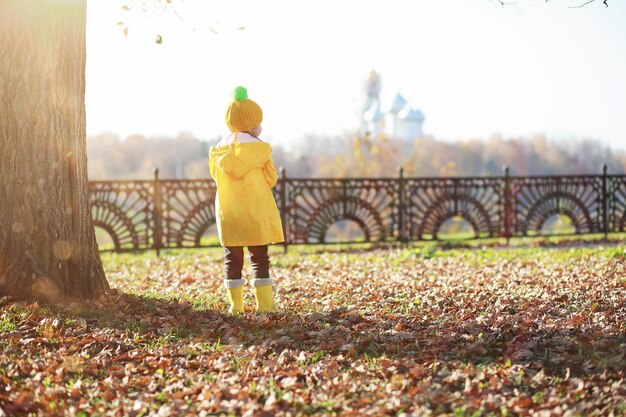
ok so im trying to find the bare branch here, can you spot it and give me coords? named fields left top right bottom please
left=165, top=2, right=196, bottom=33
left=568, top=0, right=597, bottom=8
left=495, top=0, right=516, bottom=6
left=568, top=0, right=609, bottom=8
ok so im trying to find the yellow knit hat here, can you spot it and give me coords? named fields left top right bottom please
left=225, top=86, right=263, bottom=132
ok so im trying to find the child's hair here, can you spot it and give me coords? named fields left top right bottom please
left=225, top=86, right=263, bottom=132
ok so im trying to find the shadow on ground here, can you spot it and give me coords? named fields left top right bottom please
left=41, top=290, right=626, bottom=378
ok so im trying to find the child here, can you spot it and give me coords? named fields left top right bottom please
left=209, top=86, right=284, bottom=313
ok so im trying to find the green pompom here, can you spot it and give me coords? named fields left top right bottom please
left=232, top=86, right=248, bottom=101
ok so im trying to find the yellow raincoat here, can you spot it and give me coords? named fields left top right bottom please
left=209, top=140, right=284, bottom=247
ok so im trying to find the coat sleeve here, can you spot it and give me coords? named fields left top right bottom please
left=263, top=157, right=279, bottom=189
left=209, top=157, right=218, bottom=182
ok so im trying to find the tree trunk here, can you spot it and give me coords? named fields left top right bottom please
left=0, top=0, right=109, bottom=300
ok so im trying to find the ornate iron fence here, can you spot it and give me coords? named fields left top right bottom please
left=90, top=165, right=626, bottom=253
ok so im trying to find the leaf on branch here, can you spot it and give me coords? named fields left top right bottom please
left=156, top=34, right=163, bottom=45
left=123, top=27, right=129, bottom=37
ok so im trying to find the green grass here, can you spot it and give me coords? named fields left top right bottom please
left=98, top=231, right=626, bottom=261
left=0, top=317, right=16, bottom=333
left=99, top=237, right=626, bottom=271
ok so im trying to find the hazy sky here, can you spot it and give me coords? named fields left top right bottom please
left=86, top=0, right=626, bottom=151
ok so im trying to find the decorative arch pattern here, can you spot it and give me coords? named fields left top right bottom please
left=303, top=196, right=385, bottom=243
left=405, top=178, right=503, bottom=240
left=90, top=181, right=153, bottom=250
left=608, top=176, right=626, bottom=232
left=287, top=179, right=397, bottom=244
left=92, top=203, right=137, bottom=250
left=419, top=195, right=490, bottom=239
left=160, top=180, right=217, bottom=247
left=511, top=176, right=602, bottom=236
left=175, top=201, right=217, bottom=246
left=524, top=196, right=590, bottom=234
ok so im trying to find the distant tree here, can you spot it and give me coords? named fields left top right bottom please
left=0, top=1, right=109, bottom=300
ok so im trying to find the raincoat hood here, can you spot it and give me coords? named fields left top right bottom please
left=209, top=141, right=273, bottom=180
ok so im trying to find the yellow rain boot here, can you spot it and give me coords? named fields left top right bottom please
left=224, top=279, right=246, bottom=314
left=253, top=278, right=276, bottom=313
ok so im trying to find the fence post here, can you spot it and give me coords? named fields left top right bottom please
left=503, top=165, right=511, bottom=246
left=602, top=164, right=609, bottom=238
left=153, top=167, right=162, bottom=257
left=398, top=166, right=405, bottom=244
left=280, top=167, right=288, bottom=254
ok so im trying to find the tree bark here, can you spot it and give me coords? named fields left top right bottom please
left=0, top=0, right=109, bottom=300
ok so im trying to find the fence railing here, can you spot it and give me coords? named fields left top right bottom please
left=90, top=165, right=626, bottom=253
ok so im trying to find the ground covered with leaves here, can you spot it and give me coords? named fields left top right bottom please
left=1, top=244, right=626, bottom=416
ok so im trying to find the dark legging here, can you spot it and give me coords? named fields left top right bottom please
left=224, top=245, right=270, bottom=280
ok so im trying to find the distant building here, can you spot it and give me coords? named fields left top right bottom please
left=361, top=70, right=425, bottom=141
